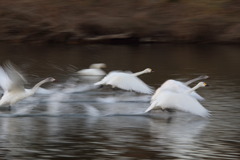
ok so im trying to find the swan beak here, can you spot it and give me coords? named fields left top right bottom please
left=204, top=82, right=209, bottom=87
left=49, top=77, right=56, bottom=82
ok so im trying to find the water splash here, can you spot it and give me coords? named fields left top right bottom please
left=83, top=104, right=100, bottom=116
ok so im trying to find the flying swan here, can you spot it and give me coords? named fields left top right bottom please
left=151, top=75, right=209, bottom=101
left=94, top=68, right=153, bottom=94
left=145, top=82, right=209, bottom=118
left=77, top=63, right=107, bottom=76
left=0, top=62, right=55, bottom=109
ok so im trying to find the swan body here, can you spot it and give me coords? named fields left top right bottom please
left=0, top=62, right=55, bottom=107
left=152, top=75, right=209, bottom=101
left=94, top=68, right=153, bottom=94
left=145, top=82, right=209, bottom=118
left=77, top=63, right=106, bottom=76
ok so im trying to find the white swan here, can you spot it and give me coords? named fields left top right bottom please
left=94, top=68, right=153, bottom=94
left=145, top=82, right=209, bottom=118
left=152, top=75, right=209, bottom=101
left=77, top=63, right=106, bottom=76
left=0, top=62, right=55, bottom=109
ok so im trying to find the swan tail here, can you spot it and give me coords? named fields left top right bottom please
left=146, top=86, right=154, bottom=94
left=191, top=92, right=205, bottom=101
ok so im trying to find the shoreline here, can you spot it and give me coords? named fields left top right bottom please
left=1, top=1, right=240, bottom=44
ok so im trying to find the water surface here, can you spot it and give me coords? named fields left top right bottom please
left=0, top=44, right=239, bottom=159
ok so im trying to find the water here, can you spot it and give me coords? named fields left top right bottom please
left=0, top=44, right=239, bottom=159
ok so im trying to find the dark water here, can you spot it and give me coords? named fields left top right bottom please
left=0, top=44, right=239, bottom=159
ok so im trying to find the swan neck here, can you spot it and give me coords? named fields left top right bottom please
left=134, top=70, right=146, bottom=76
left=30, top=79, right=50, bottom=94
left=185, top=75, right=208, bottom=86
left=185, top=77, right=201, bottom=86
left=187, top=84, right=201, bottom=93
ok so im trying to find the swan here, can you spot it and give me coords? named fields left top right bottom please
left=145, top=82, right=209, bottom=118
left=152, top=75, right=209, bottom=101
left=0, top=62, right=55, bottom=109
left=94, top=68, right=153, bottom=94
left=77, top=63, right=106, bottom=76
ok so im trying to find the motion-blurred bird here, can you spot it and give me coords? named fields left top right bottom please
left=151, top=75, right=209, bottom=101
left=94, top=68, right=153, bottom=94
left=77, top=63, right=106, bottom=76
left=0, top=62, right=55, bottom=109
left=145, top=82, right=209, bottom=118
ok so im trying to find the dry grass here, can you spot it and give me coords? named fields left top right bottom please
left=0, top=0, right=240, bottom=43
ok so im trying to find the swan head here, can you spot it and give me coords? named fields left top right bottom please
left=144, top=68, right=153, bottom=73
left=197, top=82, right=208, bottom=87
left=90, top=63, right=106, bottom=69
left=46, top=77, right=56, bottom=82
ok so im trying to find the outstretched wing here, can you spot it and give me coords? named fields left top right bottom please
left=107, top=73, right=153, bottom=94
left=1, top=62, right=27, bottom=92
left=157, top=80, right=204, bottom=101
left=94, top=71, right=119, bottom=85
left=149, top=91, right=209, bottom=117
left=0, top=66, right=12, bottom=91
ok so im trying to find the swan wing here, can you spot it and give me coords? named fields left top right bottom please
left=2, top=62, right=27, bottom=92
left=150, top=91, right=209, bottom=117
left=0, top=67, right=12, bottom=91
left=107, top=73, right=153, bottom=94
left=158, top=80, right=188, bottom=93
left=94, top=71, right=123, bottom=85
left=189, top=91, right=204, bottom=101
left=151, top=87, right=162, bottom=101
left=158, top=80, right=204, bottom=100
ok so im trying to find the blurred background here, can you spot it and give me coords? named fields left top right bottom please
left=0, top=0, right=240, bottom=44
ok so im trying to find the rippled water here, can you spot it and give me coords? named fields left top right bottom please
left=0, top=44, right=239, bottom=159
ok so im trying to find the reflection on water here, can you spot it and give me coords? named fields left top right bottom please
left=0, top=44, right=239, bottom=159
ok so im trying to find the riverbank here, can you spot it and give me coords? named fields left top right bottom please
left=1, top=0, right=240, bottom=44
